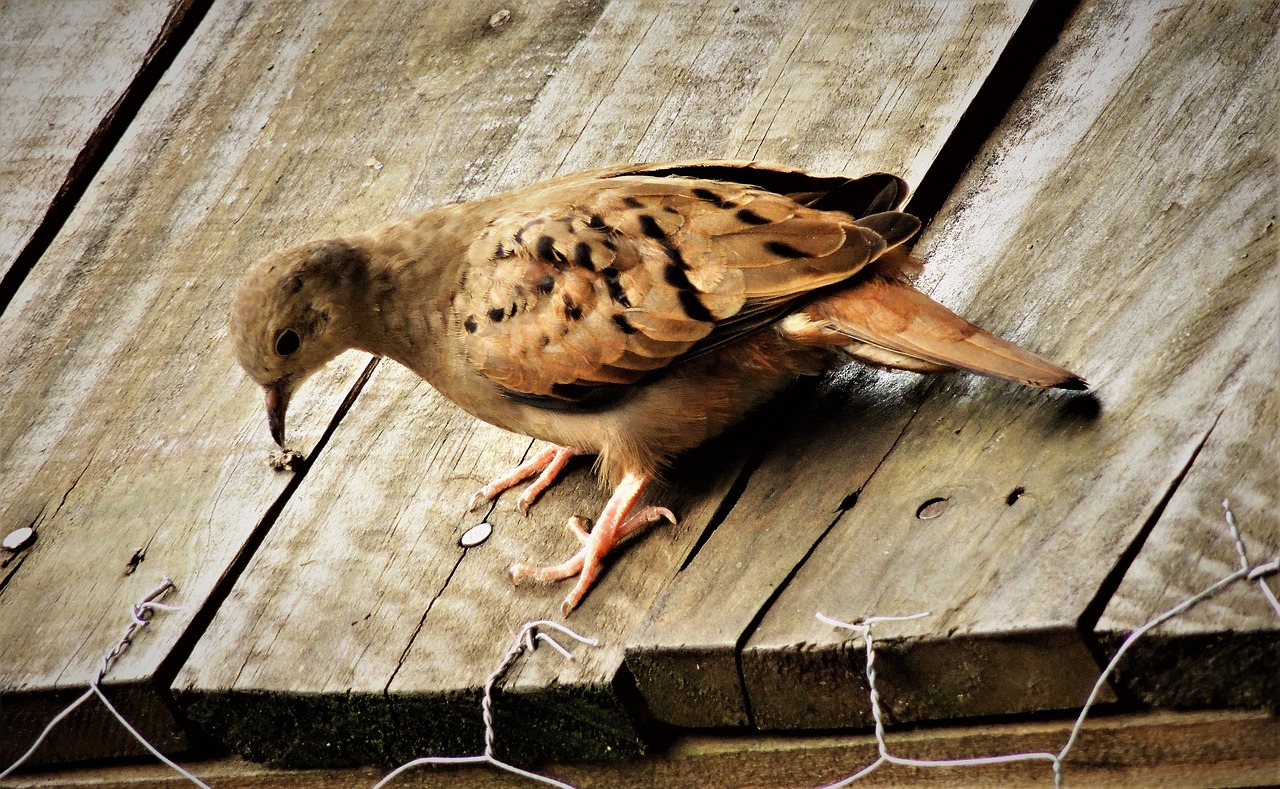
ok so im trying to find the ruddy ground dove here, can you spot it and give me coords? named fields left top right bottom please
left=229, top=160, right=1085, bottom=616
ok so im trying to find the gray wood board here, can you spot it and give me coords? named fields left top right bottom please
left=735, top=0, right=1278, bottom=730
left=0, top=0, right=190, bottom=286
left=1095, top=340, right=1279, bottom=709
left=0, top=0, right=558, bottom=765
left=624, top=0, right=1057, bottom=728
left=171, top=0, right=1039, bottom=768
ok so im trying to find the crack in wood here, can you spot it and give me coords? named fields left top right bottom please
left=385, top=549, right=467, bottom=694
left=907, top=0, right=1082, bottom=227
left=0, top=554, right=28, bottom=598
left=51, top=457, right=93, bottom=521
left=0, top=0, right=213, bottom=318
left=384, top=425, right=545, bottom=695
left=157, top=356, right=381, bottom=688
left=730, top=397, right=926, bottom=728
left=1077, top=411, right=1224, bottom=642
left=676, top=380, right=819, bottom=575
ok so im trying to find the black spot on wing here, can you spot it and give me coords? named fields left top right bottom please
left=638, top=214, right=666, bottom=240
left=612, top=314, right=637, bottom=334
left=735, top=208, right=770, bottom=225
left=678, top=290, right=715, bottom=322
left=764, top=240, right=808, bottom=258
left=488, top=307, right=505, bottom=323
left=513, top=217, right=543, bottom=245
left=464, top=315, right=478, bottom=333
left=601, top=267, right=631, bottom=307
left=563, top=296, right=583, bottom=321
left=536, top=235, right=565, bottom=263
left=573, top=241, right=595, bottom=271
left=662, top=262, right=715, bottom=322
left=535, top=274, right=555, bottom=294
left=622, top=196, right=644, bottom=208
left=691, top=187, right=732, bottom=208
left=664, top=261, right=693, bottom=289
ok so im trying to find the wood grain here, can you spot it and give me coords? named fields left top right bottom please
left=737, top=0, right=1278, bottom=730
left=491, top=0, right=1034, bottom=184
left=0, top=0, right=188, bottom=285
left=623, top=0, right=1036, bottom=728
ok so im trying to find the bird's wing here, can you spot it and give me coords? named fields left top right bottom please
left=454, top=174, right=918, bottom=407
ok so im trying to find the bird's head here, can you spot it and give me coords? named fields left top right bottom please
left=229, top=238, right=369, bottom=447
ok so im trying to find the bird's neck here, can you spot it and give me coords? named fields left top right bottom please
left=340, top=203, right=476, bottom=378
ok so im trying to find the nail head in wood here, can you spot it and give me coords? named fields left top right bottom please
left=460, top=522, right=493, bottom=548
left=2, top=526, right=36, bottom=552
left=916, top=497, right=950, bottom=520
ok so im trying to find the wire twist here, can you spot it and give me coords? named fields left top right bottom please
left=372, top=619, right=597, bottom=789
left=0, top=577, right=205, bottom=787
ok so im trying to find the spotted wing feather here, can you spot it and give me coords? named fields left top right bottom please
left=456, top=175, right=915, bottom=402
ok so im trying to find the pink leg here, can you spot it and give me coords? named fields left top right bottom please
left=508, top=471, right=677, bottom=616
left=468, top=445, right=578, bottom=513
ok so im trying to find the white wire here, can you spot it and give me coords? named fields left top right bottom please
left=0, top=577, right=210, bottom=787
left=371, top=620, right=597, bottom=789
left=815, top=501, right=1280, bottom=788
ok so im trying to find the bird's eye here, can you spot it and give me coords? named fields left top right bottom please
left=275, top=329, right=301, bottom=356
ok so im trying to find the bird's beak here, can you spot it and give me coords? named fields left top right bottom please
left=263, top=382, right=290, bottom=447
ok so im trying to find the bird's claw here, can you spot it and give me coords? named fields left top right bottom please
left=643, top=507, right=677, bottom=528
left=466, top=488, right=491, bottom=513
left=515, top=488, right=541, bottom=516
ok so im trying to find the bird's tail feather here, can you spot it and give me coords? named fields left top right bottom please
left=788, top=275, right=1086, bottom=390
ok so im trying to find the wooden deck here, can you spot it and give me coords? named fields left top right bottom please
left=1, top=0, right=1275, bottom=785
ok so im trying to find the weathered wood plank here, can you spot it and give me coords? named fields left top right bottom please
left=172, top=0, right=1041, bottom=767
left=0, top=0, right=190, bottom=287
left=623, top=0, right=1037, bottom=728
left=736, top=0, right=1278, bottom=730
left=1095, top=342, right=1278, bottom=709
left=3, top=710, right=1278, bottom=788
left=0, top=0, right=562, bottom=765
left=165, top=0, right=622, bottom=767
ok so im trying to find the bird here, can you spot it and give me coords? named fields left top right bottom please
left=229, top=160, right=1085, bottom=617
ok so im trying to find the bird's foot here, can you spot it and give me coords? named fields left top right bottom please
left=508, top=471, right=674, bottom=616
left=509, top=507, right=676, bottom=616
left=467, top=444, right=579, bottom=514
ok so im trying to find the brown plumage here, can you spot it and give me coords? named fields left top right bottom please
left=229, top=160, right=1085, bottom=616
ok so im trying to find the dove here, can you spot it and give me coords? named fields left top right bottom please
left=229, top=160, right=1085, bottom=616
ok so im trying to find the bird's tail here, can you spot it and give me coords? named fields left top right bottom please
left=783, top=249, right=1086, bottom=390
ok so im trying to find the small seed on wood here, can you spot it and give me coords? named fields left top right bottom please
left=3, top=526, right=36, bottom=552
left=460, top=522, right=493, bottom=547
left=267, top=448, right=304, bottom=472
